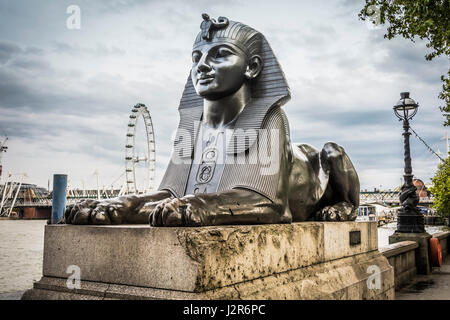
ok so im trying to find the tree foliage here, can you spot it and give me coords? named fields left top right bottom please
left=429, top=157, right=450, bottom=217
left=359, top=0, right=450, bottom=125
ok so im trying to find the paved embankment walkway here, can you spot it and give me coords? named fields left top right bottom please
left=396, top=256, right=450, bottom=300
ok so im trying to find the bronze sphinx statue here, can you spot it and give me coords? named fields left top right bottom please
left=65, top=14, right=360, bottom=227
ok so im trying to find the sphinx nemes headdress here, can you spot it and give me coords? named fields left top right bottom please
left=193, top=13, right=262, bottom=59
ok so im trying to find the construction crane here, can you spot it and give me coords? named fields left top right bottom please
left=0, top=136, right=8, bottom=181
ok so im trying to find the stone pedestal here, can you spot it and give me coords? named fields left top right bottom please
left=22, top=222, right=394, bottom=300
left=389, top=232, right=432, bottom=275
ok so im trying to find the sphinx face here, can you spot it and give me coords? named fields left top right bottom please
left=191, top=42, right=248, bottom=99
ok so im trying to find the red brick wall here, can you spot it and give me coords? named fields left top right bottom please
left=22, top=207, right=51, bottom=219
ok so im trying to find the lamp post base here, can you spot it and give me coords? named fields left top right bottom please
left=396, top=207, right=425, bottom=233
left=389, top=232, right=431, bottom=275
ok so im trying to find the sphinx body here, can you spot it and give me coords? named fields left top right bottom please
left=65, top=15, right=359, bottom=226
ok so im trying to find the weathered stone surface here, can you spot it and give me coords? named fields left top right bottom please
left=389, top=232, right=432, bottom=275
left=42, top=225, right=199, bottom=292
left=25, top=250, right=393, bottom=300
left=323, top=222, right=377, bottom=261
left=379, top=240, right=418, bottom=258
left=380, top=241, right=418, bottom=290
left=22, top=288, right=105, bottom=300
left=24, top=221, right=394, bottom=300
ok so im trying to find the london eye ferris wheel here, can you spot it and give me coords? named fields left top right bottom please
left=125, top=103, right=156, bottom=194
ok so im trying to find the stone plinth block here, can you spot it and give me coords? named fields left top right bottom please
left=389, top=232, right=432, bottom=275
left=22, top=222, right=394, bottom=300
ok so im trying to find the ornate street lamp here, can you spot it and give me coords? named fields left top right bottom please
left=393, top=92, right=424, bottom=233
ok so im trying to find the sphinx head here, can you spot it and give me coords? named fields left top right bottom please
left=191, top=14, right=263, bottom=100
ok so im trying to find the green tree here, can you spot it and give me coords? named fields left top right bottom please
left=359, top=0, right=450, bottom=125
left=429, top=157, right=450, bottom=218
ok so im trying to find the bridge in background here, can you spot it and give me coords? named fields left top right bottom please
left=360, top=191, right=434, bottom=206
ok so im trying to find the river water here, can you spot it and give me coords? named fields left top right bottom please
left=377, top=222, right=447, bottom=247
left=0, top=220, right=447, bottom=296
left=0, top=220, right=46, bottom=296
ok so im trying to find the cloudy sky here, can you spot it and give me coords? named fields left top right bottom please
left=0, top=0, right=448, bottom=192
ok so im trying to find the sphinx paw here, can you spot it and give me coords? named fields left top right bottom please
left=315, top=205, right=340, bottom=221
left=65, top=199, right=121, bottom=225
left=148, top=196, right=209, bottom=227
left=149, top=198, right=185, bottom=227
left=315, top=202, right=357, bottom=222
